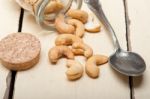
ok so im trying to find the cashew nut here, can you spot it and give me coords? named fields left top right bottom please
left=48, top=46, right=74, bottom=63
left=67, top=19, right=85, bottom=37
left=66, top=60, right=83, bottom=80
left=85, top=55, right=108, bottom=78
left=85, top=13, right=101, bottom=33
left=55, top=34, right=83, bottom=46
left=72, top=42, right=93, bottom=58
left=67, top=9, right=88, bottom=23
left=44, top=0, right=64, bottom=14
left=85, top=25, right=101, bottom=33
left=72, top=48, right=84, bottom=55
left=55, top=14, right=75, bottom=34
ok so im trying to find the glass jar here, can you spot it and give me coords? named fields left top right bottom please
left=16, top=0, right=82, bottom=30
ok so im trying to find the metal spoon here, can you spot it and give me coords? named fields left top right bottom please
left=85, top=0, right=146, bottom=76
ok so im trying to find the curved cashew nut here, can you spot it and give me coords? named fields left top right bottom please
left=72, top=42, right=93, bottom=58
left=48, top=46, right=74, bottom=63
left=55, top=34, right=83, bottom=46
left=66, top=60, right=83, bottom=80
left=67, top=19, right=85, bottom=37
left=85, top=55, right=108, bottom=78
left=67, top=9, right=88, bottom=23
left=44, top=0, right=64, bottom=14
left=55, top=14, right=75, bottom=34
left=85, top=13, right=101, bottom=33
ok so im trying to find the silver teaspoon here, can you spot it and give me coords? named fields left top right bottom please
left=85, top=0, right=146, bottom=76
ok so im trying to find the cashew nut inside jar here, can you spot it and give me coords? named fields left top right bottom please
left=15, top=0, right=82, bottom=30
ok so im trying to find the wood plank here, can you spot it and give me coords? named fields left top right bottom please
left=14, top=0, right=130, bottom=99
left=0, top=0, right=21, bottom=99
left=127, top=0, right=150, bottom=98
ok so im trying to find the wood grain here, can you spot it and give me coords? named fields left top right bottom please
left=13, top=0, right=130, bottom=99
left=0, top=0, right=21, bottom=99
left=127, top=0, right=150, bottom=98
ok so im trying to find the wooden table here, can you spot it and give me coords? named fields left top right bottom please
left=0, top=0, right=149, bottom=99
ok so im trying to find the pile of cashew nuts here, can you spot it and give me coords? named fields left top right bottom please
left=48, top=8, right=108, bottom=80
left=15, top=0, right=108, bottom=81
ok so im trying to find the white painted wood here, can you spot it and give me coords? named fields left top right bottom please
left=0, top=0, right=21, bottom=98
left=14, top=0, right=130, bottom=99
left=127, top=0, right=150, bottom=99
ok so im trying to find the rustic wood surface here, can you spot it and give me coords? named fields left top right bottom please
left=0, top=0, right=149, bottom=99
left=127, top=0, right=150, bottom=99
left=0, top=0, right=20, bottom=99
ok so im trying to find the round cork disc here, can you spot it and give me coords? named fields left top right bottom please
left=0, top=33, right=41, bottom=71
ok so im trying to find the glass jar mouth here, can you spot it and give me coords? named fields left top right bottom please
left=35, top=0, right=82, bottom=30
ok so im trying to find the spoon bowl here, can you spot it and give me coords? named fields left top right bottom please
left=109, top=49, right=146, bottom=76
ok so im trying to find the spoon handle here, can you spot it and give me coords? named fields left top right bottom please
left=85, top=0, right=121, bottom=50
